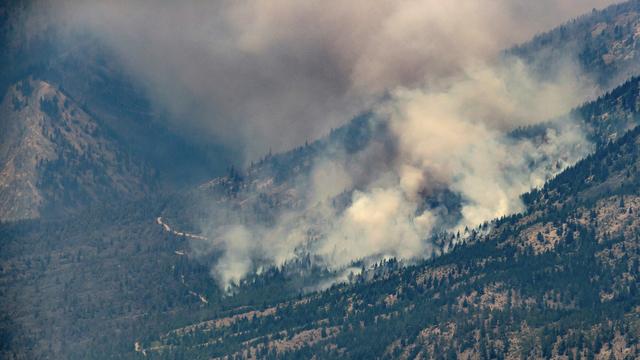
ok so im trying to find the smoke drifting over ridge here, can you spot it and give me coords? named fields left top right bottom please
left=22, top=0, right=617, bottom=288
left=202, top=58, right=594, bottom=288
left=30, top=0, right=617, bottom=161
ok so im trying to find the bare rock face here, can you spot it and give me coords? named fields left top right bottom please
left=0, top=79, right=152, bottom=221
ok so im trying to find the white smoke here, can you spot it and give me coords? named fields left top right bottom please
left=205, top=58, right=594, bottom=289
left=382, top=59, right=595, bottom=229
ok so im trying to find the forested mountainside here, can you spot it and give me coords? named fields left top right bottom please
left=160, top=113, right=387, bottom=232
left=513, top=75, right=640, bottom=147
left=573, top=76, right=640, bottom=145
left=2, top=60, right=640, bottom=359
left=137, top=106, right=640, bottom=360
left=0, top=193, right=342, bottom=359
left=510, top=0, right=640, bottom=90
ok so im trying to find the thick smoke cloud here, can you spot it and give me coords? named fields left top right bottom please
left=382, top=59, right=595, bottom=228
left=31, top=0, right=617, bottom=161
left=204, top=58, right=594, bottom=288
left=23, top=0, right=618, bottom=288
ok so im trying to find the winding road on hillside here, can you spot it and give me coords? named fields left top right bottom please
left=154, top=216, right=210, bottom=305
left=156, top=217, right=209, bottom=241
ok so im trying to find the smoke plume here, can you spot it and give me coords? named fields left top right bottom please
left=20, top=0, right=618, bottom=288
left=27, top=0, right=617, bottom=161
left=201, top=56, right=594, bottom=288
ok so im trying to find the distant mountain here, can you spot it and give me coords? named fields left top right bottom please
left=0, top=2, right=233, bottom=219
left=0, top=78, right=152, bottom=220
left=510, top=0, right=640, bottom=90
left=37, top=43, right=234, bottom=188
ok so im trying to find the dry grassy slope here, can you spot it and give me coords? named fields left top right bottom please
left=0, top=79, right=151, bottom=221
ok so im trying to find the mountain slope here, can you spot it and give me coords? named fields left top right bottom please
left=0, top=1, right=234, bottom=196
left=139, top=114, right=640, bottom=360
left=40, top=43, right=234, bottom=187
left=510, top=0, right=640, bottom=90
left=0, top=78, right=152, bottom=220
left=575, top=75, right=640, bottom=145
left=0, top=60, right=634, bottom=360
left=126, top=65, right=640, bottom=360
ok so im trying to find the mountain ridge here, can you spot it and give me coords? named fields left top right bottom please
left=0, top=78, right=152, bottom=220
